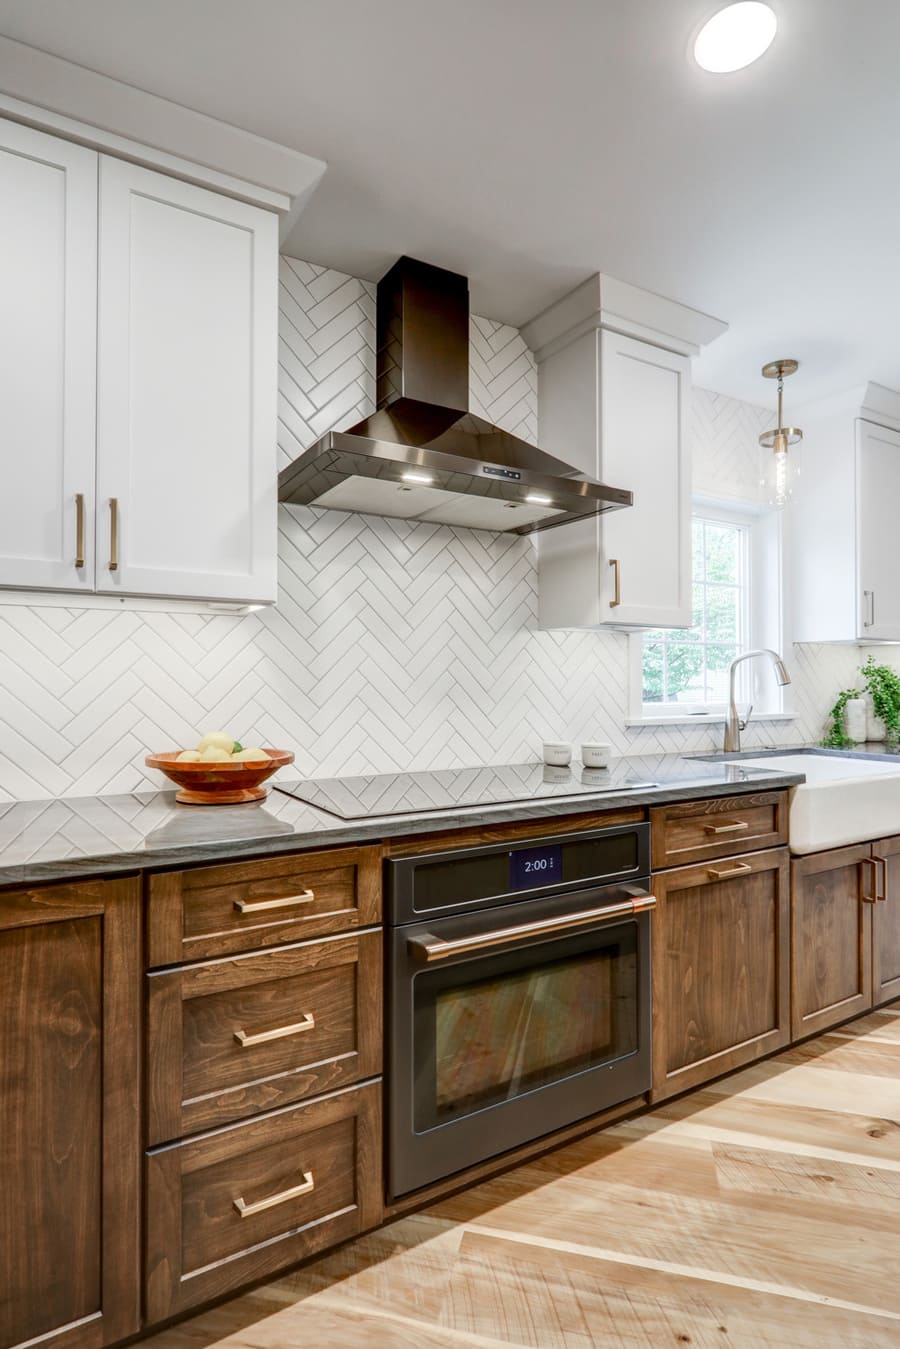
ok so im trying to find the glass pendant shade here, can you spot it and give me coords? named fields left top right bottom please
left=759, top=360, right=802, bottom=510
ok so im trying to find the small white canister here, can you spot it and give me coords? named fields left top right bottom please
left=865, top=692, right=887, bottom=742
left=844, top=695, right=867, bottom=744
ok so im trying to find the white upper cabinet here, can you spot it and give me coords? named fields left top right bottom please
left=95, top=159, right=278, bottom=602
left=792, top=390, right=900, bottom=642
left=522, top=274, right=726, bottom=630
left=0, top=120, right=97, bottom=593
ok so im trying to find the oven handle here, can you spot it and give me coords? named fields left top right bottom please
left=406, top=889, right=656, bottom=964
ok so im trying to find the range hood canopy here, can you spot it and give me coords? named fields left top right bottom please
left=278, top=256, right=633, bottom=534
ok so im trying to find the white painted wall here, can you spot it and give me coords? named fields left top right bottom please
left=0, top=259, right=878, bottom=801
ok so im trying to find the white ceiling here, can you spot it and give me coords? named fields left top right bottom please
left=1, top=0, right=898, bottom=405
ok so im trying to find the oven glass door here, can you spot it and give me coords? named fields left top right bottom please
left=412, top=919, right=639, bottom=1134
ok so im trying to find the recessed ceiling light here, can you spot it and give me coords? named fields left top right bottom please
left=693, top=2, right=777, bottom=73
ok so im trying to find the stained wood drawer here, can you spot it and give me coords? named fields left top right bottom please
left=147, top=929, right=382, bottom=1143
left=146, top=844, right=382, bottom=965
left=650, top=791, right=788, bottom=871
left=145, top=1080, right=381, bottom=1322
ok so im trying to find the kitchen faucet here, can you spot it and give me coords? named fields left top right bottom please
left=724, top=649, right=791, bottom=752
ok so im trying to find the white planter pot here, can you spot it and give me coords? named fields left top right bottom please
left=844, top=695, right=867, bottom=744
left=865, top=692, right=887, bottom=742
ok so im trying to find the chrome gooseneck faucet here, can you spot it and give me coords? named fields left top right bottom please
left=724, top=649, right=791, bottom=753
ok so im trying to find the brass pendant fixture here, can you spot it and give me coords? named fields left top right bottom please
left=759, top=358, right=802, bottom=508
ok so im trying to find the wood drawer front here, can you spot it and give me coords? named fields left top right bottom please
left=650, top=792, right=787, bottom=870
left=146, top=844, right=382, bottom=965
left=145, top=1081, right=382, bottom=1322
left=147, top=930, right=382, bottom=1143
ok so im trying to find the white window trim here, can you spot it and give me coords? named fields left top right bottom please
left=627, top=497, right=795, bottom=725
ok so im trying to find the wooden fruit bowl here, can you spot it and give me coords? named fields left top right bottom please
left=145, top=750, right=295, bottom=805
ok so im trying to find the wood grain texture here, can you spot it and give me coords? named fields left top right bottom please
left=145, top=844, right=383, bottom=966
left=146, top=930, right=382, bottom=1143
left=386, top=806, right=645, bottom=856
left=144, top=1080, right=382, bottom=1323
left=873, top=834, right=900, bottom=1005
left=792, top=844, right=873, bottom=1038
left=650, top=790, right=788, bottom=871
left=651, top=847, right=790, bottom=1101
left=140, top=1000, right=900, bottom=1349
left=0, top=876, right=141, bottom=1349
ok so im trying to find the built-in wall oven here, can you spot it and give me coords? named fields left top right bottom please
left=387, top=822, right=654, bottom=1199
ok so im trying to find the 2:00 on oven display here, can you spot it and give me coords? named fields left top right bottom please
left=509, top=843, right=563, bottom=890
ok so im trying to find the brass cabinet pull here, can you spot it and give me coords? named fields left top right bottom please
left=872, top=854, right=889, bottom=902
left=704, top=821, right=750, bottom=836
left=75, top=493, right=85, bottom=568
left=233, top=1170, right=314, bottom=1218
left=234, top=889, right=315, bottom=914
left=108, top=497, right=119, bottom=571
left=609, top=558, right=621, bottom=608
left=706, top=861, right=753, bottom=880
left=408, top=892, right=656, bottom=964
left=234, top=1013, right=315, bottom=1047
left=860, top=856, right=878, bottom=903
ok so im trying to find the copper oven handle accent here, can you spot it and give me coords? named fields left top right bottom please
left=609, top=558, right=621, bottom=609
left=407, top=894, right=656, bottom=964
left=860, top=857, right=878, bottom=904
left=234, top=1013, right=315, bottom=1047
left=233, top=1171, right=314, bottom=1218
left=108, top=497, right=119, bottom=571
left=872, top=854, right=888, bottom=902
left=234, top=889, right=315, bottom=914
left=75, top=493, right=85, bottom=568
left=704, top=821, right=750, bottom=836
left=707, top=861, right=753, bottom=880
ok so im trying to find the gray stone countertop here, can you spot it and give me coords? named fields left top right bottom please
left=0, top=753, right=806, bottom=887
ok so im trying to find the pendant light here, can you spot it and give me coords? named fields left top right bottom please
left=759, top=359, right=802, bottom=509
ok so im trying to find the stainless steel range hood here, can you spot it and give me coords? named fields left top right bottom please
left=278, top=256, right=633, bottom=534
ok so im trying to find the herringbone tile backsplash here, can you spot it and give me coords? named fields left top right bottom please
left=0, top=258, right=872, bottom=800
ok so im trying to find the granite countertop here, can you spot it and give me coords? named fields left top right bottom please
left=0, top=753, right=806, bottom=887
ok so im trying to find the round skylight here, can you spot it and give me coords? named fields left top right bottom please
left=693, top=2, right=778, bottom=73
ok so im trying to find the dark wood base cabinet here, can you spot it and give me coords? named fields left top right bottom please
left=0, top=878, right=141, bottom=1349
left=651, top=847, right=791, bottom=1102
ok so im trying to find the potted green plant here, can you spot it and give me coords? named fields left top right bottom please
left=822, top=658, right=900, bottom=748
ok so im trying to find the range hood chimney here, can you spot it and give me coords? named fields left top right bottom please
left=278, top=256, right=633, bottom=534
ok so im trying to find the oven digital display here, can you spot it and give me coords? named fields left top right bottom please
left=509, top=844, right=563, bottom=890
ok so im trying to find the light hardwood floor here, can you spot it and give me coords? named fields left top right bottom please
left=146, top=1003, right=900, bottom=1348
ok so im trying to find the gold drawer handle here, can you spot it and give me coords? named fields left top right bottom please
left=707, top=861, right=753, bottom=880
left=108, top=497, right=119, bottom=571
left=75, top=493, right=85, bottom=568
left=234, top=889, right=315, bottom=914
left=609, top=557, right=621, bottom=608
left=233, top=1170, right=314, bottom=1218
left=234, top=1013, right=315, bottom=1047
left=704, top=821, right=750, bottom=835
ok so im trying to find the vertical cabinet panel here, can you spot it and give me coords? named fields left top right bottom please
left=857, top=420, right=900, bottom=640
left=651, top=848, right=790, bottom=1102
left=0, top=121, right=97, bottom=593
left=96, top=157, right=278, bottom=602
left=791, top=845, right=873, bottom=1039
left=872, top=836, right=900, bottom=1006
left=0, top=878, right=141, bottom=1349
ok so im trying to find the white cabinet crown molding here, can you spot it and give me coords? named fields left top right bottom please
left=0, top=35, right=326, bottom=234
left=521, top=272, right=728, bottom=362
left=795, top=380, right=900, bottom=435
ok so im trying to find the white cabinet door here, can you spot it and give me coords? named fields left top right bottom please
left=857, top=419, right=900, bottom=640
left=599, top=331, right=691, bottom=627
left=96, top=157, right=278, bottom=603
left=0, top=120, right=97, bottom=592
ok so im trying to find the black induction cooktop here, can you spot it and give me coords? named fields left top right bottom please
left=275, top=761, right=657, bottom=820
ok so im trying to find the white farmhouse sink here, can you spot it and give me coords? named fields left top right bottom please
left=737, top=753, right=900, bottom=854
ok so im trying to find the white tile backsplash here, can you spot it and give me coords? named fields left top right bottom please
left=0, top=258, right=876, bottom=799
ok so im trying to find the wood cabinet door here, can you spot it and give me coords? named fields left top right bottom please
left=0, top=118, right=97, bottom=594
left=871, top=835, right=900, bottom=1006
left=0, top=877, right=141, bottom=1349
left=651, top=848, right=790, bottom=1102
left=856, top=420, right=900, bottom=640
left=791, top=844, right=874, bottom=1039
left=95, top=156, right=278, bottom=603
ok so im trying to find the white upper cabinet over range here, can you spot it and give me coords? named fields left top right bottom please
left=0, top=115, right=279, bottom=605
left=522, top=274, right=726, bottom=630
left=792, top=385, right=900, bottom=642
left=0, top=120, right=98, bottom=593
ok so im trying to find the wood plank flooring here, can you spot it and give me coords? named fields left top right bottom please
left=145, top=1002, right=900, bottom=1348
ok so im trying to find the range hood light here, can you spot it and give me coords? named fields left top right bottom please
left=525, top=493, right=553, bottom=506
left=401, top=470, right=435, bottom=486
